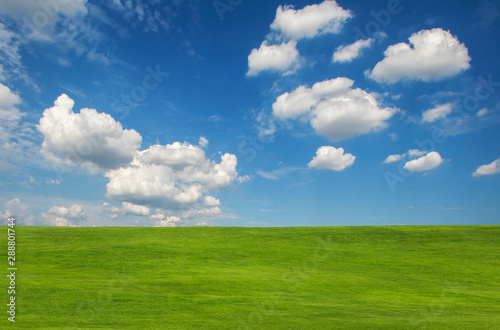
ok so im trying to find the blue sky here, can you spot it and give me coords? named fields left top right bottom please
left=0, top=0, right=499, bottom=227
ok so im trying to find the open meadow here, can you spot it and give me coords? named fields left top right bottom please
left=2, top=225, right=499, bottom=329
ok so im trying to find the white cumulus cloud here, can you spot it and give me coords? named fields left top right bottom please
left=139, top=142, right=206, bottom=168
left=403, top=151, right=444, bottom=172
left=204, top=196, right=221, bottom=207
left=273, top=78, right=395, bottom=141
left=369, top=28, right=470, bottom=83
left=422, top=103, right=453, bottom=123
left=38, top=94, right=142, bottom=172
left=47, top=205, right=86, bottom=219
left=42, top=204, right=87, bottom=226
left=118, top=202, right=150, bottom=216
left=105, top=143, right=244, bottom=211
left=38, top=95, right=247, bottom=224
left=150, top=209, right=167, bottom=220
left=273, top=77, right=354, bottom=119
left=270, top=0, right=352, bottom=40
left=383, top=154, right=403, bottom=164
left=0, top=83, right=21, bottom=111
left=333, top=38, right=373, bottom=63
left=384, top=149, right=427, bottom=164
left=247, top=40, right=300, bottom=76
left=0, top=198, right=34, bottom=225
left=154, top=216, right=182, bottom=227
left=473, top=158, right=500, bottom=177
left=308, top=146, right=355, bottom=171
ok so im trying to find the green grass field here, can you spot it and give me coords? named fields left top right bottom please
left=2, top=225, right=499, bottom=329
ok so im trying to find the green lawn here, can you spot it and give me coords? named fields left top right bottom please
left=2, top=225, right=499, bottom=329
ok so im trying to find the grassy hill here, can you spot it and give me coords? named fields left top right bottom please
left=2, top=225, right=499, bottom=329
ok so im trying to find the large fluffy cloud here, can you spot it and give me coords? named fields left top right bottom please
left=333, top=38, right=373, bottom=63
left=270, top=0, right=352, bottom=40
left=139, top=142, right=206, bottom=168
left=369, top=28, right=470, bottom=83
left=105, top=141, right=246, bottom=211
left=473, top=158, right=500, bottom=177
left=247, top=40, right=300, bottom=76
left=273, top=77, right=354, bottom=119
left=311, top=90, right=394, bottom=140
left=403, top=151, right=444, bottom=172
left=272, top=78, right=395, bottom=140
left=38, top=94, right=247, bottom=225
left=308, top=146, right=355, bottom=171
left=247, top=1, right=351, bottom=77
left=38, top=94, right=142, bottom=172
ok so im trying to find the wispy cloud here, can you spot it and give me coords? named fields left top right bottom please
left=256, top=166, right=304, bottom=180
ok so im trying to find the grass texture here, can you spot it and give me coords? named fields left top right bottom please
left=1, top=225, right=499, bottom=329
